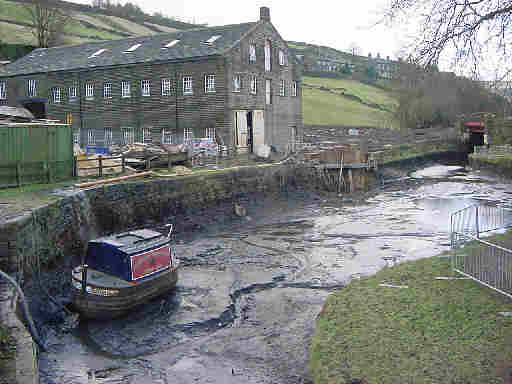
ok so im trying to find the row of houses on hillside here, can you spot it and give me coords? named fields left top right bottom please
left=0, top=7, right=302, bottom=155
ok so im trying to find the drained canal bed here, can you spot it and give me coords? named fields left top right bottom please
left=26, top=162, right=512, bottom=384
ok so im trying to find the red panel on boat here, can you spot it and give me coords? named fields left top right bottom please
left=131, top=244, right=171, bottom=280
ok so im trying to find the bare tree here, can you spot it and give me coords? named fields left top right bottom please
left=348, top=42, right=361, bottom=56
left=25, top=0, right=69, bottom=48
left=383, top=0, right=512, bottom=78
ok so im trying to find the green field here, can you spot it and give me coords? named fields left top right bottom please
left=302, top=76, right=399, bottom=128
left=310, top=241, right=512, bottom=384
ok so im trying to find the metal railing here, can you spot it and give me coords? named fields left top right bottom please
left=451, top=203, right=512, bottom=298
left=473, top=144, right=512, bottom=158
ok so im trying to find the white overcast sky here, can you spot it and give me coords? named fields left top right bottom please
left=75, top=0, right=407, bottom=60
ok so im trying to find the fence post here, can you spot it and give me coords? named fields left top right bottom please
left=73, top=156, right=77, bottom=178
left=475, top=206, right=480, bottom=238
left=16, top=161, right=21, bottom=187
left=122, top=155, right=125, bottom=173
left=44, top=161, right=49, bottom=183
left=98, top=155, right=103, bottom=177
left=168, top=152, right=171, bottom=170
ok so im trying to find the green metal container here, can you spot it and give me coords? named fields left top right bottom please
left=0, top=123, right=73, bottom=187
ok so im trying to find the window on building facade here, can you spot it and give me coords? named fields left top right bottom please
left=141, top=80, right=151, bottom=97
left=161, top=78, right=171, bottom=96
left=249, top=44, right=256, bottom=62
left=250, top=75, right=257, bottom=95
left=142, top=127, right=152, bottom=143
left=88, top=129, right=96, bottom=146
left=204, top=74, right=215, bottom=93
left=28, top=79, right=37, bottom=97
left=121, top=81, right=131, bottom=98
left=68, top=83, right=77, bottom=102
left=162, top=129, right=175, bottom=144
left=103, top=82, right=112, bottom=99
left=233, top=75, right=241, bottom=92
left=279, top=50, right=287, bottom=66
left=184, top=127, right=193, bottom=142
left=264, top=40, right=272, bottom=72
left=104, top=127, right=113, bottom=146
left=73, top=128, right=80, bottom=145
left=183, top=76, right=193, bottom=95
left=0, top=81, right=7, bottom=100
left=51, top=87, right=61, bottom=104
left=205, top=127, right=216, bottom=140
left=85, top=82, right=94, bottom=99
left=279, top=79, right=285, bottom=96
left=292, top=81, right=297, bottom=97
left=122, top=127, right=135, bottom=145
left=266, top=79, right=272, bottom=105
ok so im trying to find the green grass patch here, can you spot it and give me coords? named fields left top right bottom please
left=310, top=242, right=512, bottom=384
left=0, top=0, right=33, bottom=24
left=303, top=87, right=398, bottom=128
left=0, top=324, right=14, bottom=360
left=303, top=76, right=399, bottom=112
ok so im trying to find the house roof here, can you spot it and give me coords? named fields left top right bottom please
left=1, top=22, right=258, bottom=77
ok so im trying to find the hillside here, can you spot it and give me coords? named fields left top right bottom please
left=0, top=0, right=401, bottom=129
left=0, top=0, right=199, bottom=46
left=302, top=76, right=400, bottom=128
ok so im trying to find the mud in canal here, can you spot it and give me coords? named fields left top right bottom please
left=26, top=162, right=512, bottom=384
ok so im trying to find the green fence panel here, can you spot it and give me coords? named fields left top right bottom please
left=0, top=124, right=73, bottom=188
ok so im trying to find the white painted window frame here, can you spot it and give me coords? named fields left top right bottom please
left=233, top=75, right=241, bottom=92
left=183, top=76, right=193, bottom=95
left=183, top=127, right=193, bottom=142
left=88, top=129, right=96, bottom=146
left=142, top=127, right=152, bottom=143
left=103, top=81, right=112, bottom=99
left=279, top=79, right=285, bottom=96
left=141, top=79, right=151, bottom=97
left=68, top=84, right=78, bottom=101
left=121, top=81, right=131, bottom=98
left=292, top=81, right=297, bottom=97
left=161, top=78, right=171, bottom=96
left=104, top=127, right=113, bottom=146
left=162, top=129, right=175, bottom=144
left=264, top=40, right=271, bottom=72
left=250, top=75, right=257, bottom=95
left=122, top=127, right=135, bottom=145
left=249, top=44, right=256, bottom=62
left=0, top=81, right=6, bottom=100
left=279, top=50, right=286, bottom=66
left=85, top=82, right=94, bottom=99
left=28, top=79, right=37, bottom=97
left=204, top=74, right=216, bottom=93
left=51, top=87, right=61, bottom=103
left=205, top=127, right=216, bottom=140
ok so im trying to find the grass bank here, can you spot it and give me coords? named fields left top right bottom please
left=302, top=76, right=399, bottom=128
left=310, top=235, right=512, bottom=384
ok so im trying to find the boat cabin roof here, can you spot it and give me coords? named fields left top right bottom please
left=89, top=229, right=167, bottom=255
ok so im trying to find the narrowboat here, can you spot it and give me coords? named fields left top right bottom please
left=71, top=225, right=178, bottom=320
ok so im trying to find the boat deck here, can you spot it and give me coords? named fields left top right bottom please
left=72, top=267, right=133, bottom=288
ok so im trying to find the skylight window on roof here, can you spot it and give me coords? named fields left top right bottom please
left=89, top=49, right=107, bottom=58
left=164, top=40, right=180, bottom=48
left=125, top=43, right=141, bottom=53
left=205, top=35, right=221, bottom=44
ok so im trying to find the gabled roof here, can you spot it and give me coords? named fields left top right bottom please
left=1, top=22, right=258, bottom=77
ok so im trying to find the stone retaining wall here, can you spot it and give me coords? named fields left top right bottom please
left=0, top=164, right=317, bottom=280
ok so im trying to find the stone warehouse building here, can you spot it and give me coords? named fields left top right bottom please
left=0, top=7, right=302, bottom=154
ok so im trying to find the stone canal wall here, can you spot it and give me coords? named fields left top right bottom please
left=468, top=155, right=512, bottom=179
left=0, top=163, right=376, bottom=280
